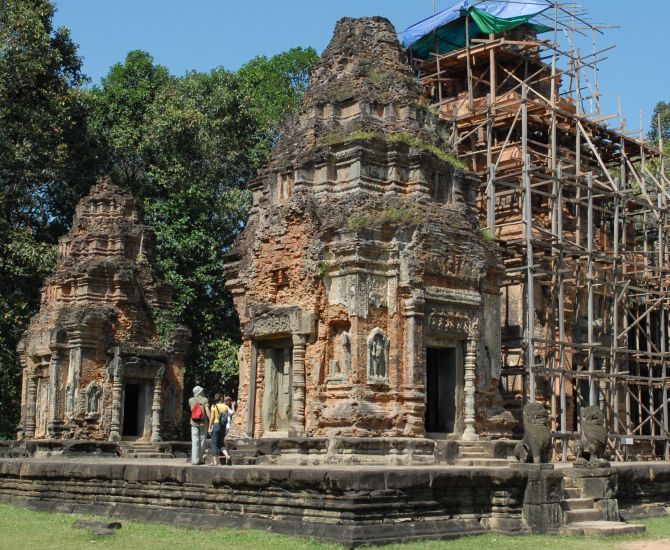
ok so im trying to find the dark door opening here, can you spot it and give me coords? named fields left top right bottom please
left=122, top=383, right=141, bottom=437
left=425, top=347, right=457, bottom=433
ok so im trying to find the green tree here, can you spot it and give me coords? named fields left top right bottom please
left=139, top=69, right=258, bottom=400
left=0, top=0, right=93, bottom=438
left=0, top=4, right=318, bottom=438
left=238, top=47, right=318, bottom=163
left=88, top=50, right=171, bottom=194
left=649, top=101, right=670, bottom=146
left=648, top=101, right=670, bottom=180
left=88, top=49, right=318, bottom=415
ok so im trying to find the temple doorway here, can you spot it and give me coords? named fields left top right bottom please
left=122, top=381, right=152, bottom=439
left=261, top=344, right=293, bottom=434
left=425, top=347, right=458, bottom=434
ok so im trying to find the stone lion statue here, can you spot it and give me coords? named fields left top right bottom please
left=514, top=402, right=552, bottom=464
left=576, top=405, right=608, bottom=465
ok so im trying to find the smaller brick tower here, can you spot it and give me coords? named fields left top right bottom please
left=18, top=178, right=189, bottom=442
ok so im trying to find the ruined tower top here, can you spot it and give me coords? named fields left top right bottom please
left=268, top=16, right=451, bottom=169
left=58, top=176, right=156, bottom=268
left=302, top=17, right=419, bottom=108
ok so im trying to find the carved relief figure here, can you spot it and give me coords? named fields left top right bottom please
left=514, top=402, right=552, bottom=464
left=342, top=331, right=351, bottom=373
left=328, top=359, right=341, bottom=379
left=107, top=349, right=121, bottom=382
left=328, top=329, right=351, bottom=382
left=367, top=329, right=388, bottom=383
left=65, top=384, right=74, bottom=416
left=87, top=384, right=101, bottom=415
left=576, top=406, right=608, bottom=465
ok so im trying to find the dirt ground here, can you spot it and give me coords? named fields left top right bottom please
left=619, top=539, right=670, bottom=550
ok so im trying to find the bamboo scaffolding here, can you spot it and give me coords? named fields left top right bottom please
left=414, top=1, right=669, bottom=460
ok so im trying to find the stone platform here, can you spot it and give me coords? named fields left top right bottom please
left=0, top=455, right=663, bottom=546
left=0, top=456, right=531, bottom=546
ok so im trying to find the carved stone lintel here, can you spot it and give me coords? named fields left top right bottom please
left=245, top=307, right=315, bottom=339
left=427, top=303, right=480, bottom=339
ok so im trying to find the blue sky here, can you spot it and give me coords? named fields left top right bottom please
left=53, top=1, right=669, bottom=134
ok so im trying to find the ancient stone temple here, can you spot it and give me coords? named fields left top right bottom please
left=225, top=17, right=515, bottom=455
left=17, top=179, right=189, bottom=442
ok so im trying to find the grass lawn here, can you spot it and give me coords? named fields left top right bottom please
left=0, top=503, right=668, bottom=550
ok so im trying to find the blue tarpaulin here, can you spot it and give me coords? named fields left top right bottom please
left=401, top=0, right=551, bottom=59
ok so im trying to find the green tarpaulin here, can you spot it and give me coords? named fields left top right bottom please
left=403, top=2, right=551, bottom=60
left=469, top=7, right=551, bottom=36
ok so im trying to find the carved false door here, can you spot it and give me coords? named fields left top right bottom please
left=262, top=346, right=293, bottom=433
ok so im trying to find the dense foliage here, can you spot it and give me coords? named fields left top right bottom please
left=649, top=101, right=670, bottom=147
left=0, top=0, right=94, bottom=438
left=0, top=0, right=318, bottom=438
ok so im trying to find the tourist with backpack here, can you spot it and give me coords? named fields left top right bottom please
left=188, top=386, right=210, bottom=465
left=208, top=394, right=231, bottom=465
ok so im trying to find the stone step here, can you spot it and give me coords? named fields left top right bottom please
left=454, top=458, right=512, bottom=467
left=229, top=449, right=259, bottom=466
left=562, top=498, right=595, bottom=511
left=564, top=508, right=605, bottom=524
left=128, top=452, right=172, bottom=459
left=563, top=487, right=581, bottom=499
left=562, top=521, right=646, bottom=537
left=459, top=451, right=488, bottom=458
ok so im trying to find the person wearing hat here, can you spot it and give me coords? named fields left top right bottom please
left=188, top=385, right=210, bottom=465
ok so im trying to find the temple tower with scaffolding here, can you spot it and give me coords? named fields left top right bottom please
left=403, top=0, right=669, bottom=459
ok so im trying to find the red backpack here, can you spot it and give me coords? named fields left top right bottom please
left=191, top=401, right=204, bottom=421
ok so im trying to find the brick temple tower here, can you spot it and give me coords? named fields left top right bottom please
left=225, top=17, right=515, bottom=461
left=18, top=178, right=189, bottom=442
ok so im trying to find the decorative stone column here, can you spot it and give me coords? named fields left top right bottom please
left=17, top=349, right=28, bottom=439
left=65, top=342, right=83, bottom=419
left=402, top=294, right=425, bottom=387
left=24, top=370, right=38, bottom=439
left=462, top=320, right=480, bottom=441
left=108, top=350, right=124, bottom=442
left=290, top=334, right=307, bottom=436
left=151, top=366, right=165, bottom=442
left=48, top=345, right=65, bottom=430
left=246, top=342, right=258, bottom=438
